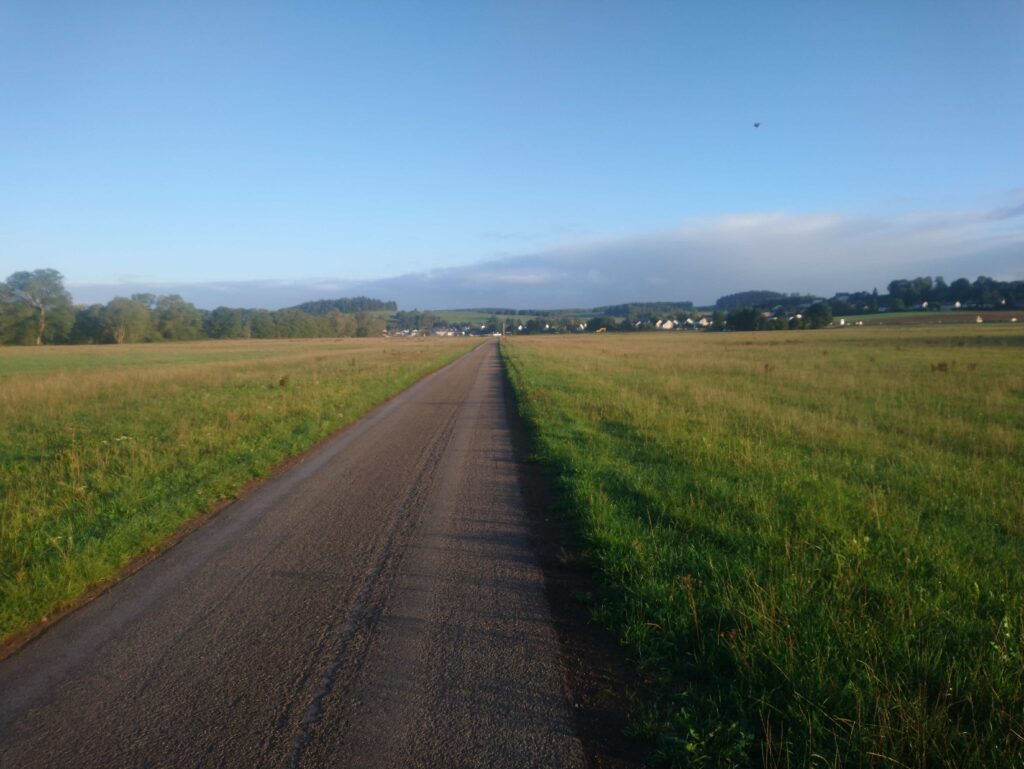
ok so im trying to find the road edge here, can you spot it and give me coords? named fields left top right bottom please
left=498, top=340, right=647, bottom=769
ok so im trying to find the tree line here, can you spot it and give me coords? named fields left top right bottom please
left=289, top=297, right=396, bottom=314
left=716, top=275, right=1024, bottom=316
left=5, top=268, right=1021, bottom=345
left=880, top=275, right=1022, bottom=310
left=0, top=269, right=388, bottom=345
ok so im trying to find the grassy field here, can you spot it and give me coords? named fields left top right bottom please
left=502, top=327, right=1024, bottom=768
left=0, top=337, right=480, bottom=643
left=852, top=310, right=1021, bottom=325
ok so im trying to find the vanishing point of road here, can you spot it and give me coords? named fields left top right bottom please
left=0, top=341, right=620, bottom=769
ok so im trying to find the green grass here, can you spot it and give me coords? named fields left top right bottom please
left=501, top=327, right=1024, bottom=768
left=0, top=342, right=293, bottom=376
left=0, top=337, right=480, bottom=642
left=851, top=310, right=1021, bottom=324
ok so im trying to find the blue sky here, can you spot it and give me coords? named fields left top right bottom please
left=2, top=1, right=1022, bottom=308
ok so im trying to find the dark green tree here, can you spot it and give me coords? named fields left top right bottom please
left=726, top=307, right=761, bottom=331
left=205, top=307, right=246, bottom=339
left=69, top=304, right=107, bottom=344
left=805, top=302, right=833, bottom=329
left=524, top=317, right=545, bottom=334
left=887, top=279, right=913, bottom=306
left=971, top=276, right=1001, bottom=306
left=948, top=278, right=972, bottom=304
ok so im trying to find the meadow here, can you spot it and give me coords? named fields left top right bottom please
left=502, top=327, right=1024, bottom=768
left=852, top=310, right=1021, bottom=325
left=0, top=337, right=479, bottom=644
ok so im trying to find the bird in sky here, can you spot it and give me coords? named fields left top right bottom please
left=754, top=122, right=761, bottom=128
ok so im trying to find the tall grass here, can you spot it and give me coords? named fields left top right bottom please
left=502, top=327, right=1024, bottom=768
left=0, top=337, right=479, bottom=642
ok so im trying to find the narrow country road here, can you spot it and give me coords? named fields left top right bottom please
left=0, top=341, right=592, bottom=769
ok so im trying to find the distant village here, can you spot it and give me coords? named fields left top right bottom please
left=389, top=275, right=1024, bottom=337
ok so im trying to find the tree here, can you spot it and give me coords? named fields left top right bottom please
left=586, top=315, right=615, bottom=332
left=0, top=284, right=34, bottom=344
left=523, top=317, right=545, bottom=334
left=971, top=276, right=1001, bottom=307
left=726, top=307, right=761, bottom=331
left=355, top=311, right=386, bottom=337
left=715, top=290, right=785, bottom=312
left=248, top=309, right=277, bottom=339
left=829, top=298, right=856, bottom=316
left=205, top=307, right=246, bottom=339
left=948, top=278, right=971, bottom=305
left=131, top=293, right=158, bottom=310
left=154, top=295, right=203, bottom=340
left=805, top=302, right=833, bottom=329
left=102, top=297, right=152, bottom=344
left=887, top=279, right=913, bottom=306
left=273, top=309, right=317, bottom=338
left=910, top=276, right=933, bottom=305
left=326, top=308, right=357, bottom=337
left=69, top=304, right=107, bottom=344
left=2, top=269, right=74, bottom=345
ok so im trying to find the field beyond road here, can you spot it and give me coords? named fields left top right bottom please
left=502, top=327, right=1024, bottom=768
left=0, top=337, right=479, bottom=644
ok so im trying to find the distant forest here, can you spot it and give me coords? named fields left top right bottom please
left=289, top=297, right=396, bottom=314
left=1, top=269, right=1022, bottom=345
left=594, top=301, right=694, bottom=316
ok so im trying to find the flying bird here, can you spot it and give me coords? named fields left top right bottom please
left=754, top=122, right=761, bottom=128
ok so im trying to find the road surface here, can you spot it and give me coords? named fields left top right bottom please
left=0, top=341, right=602, bottom=769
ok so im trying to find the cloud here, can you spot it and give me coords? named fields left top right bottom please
left=361, top=202, right=1024, bottom=308
left=986, top=202, right=1024, bottom=222
left=67, top=200, right=1024, bottom=310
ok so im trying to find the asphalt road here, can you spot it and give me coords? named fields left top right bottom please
left=0, top=340, right=592, bottom=769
